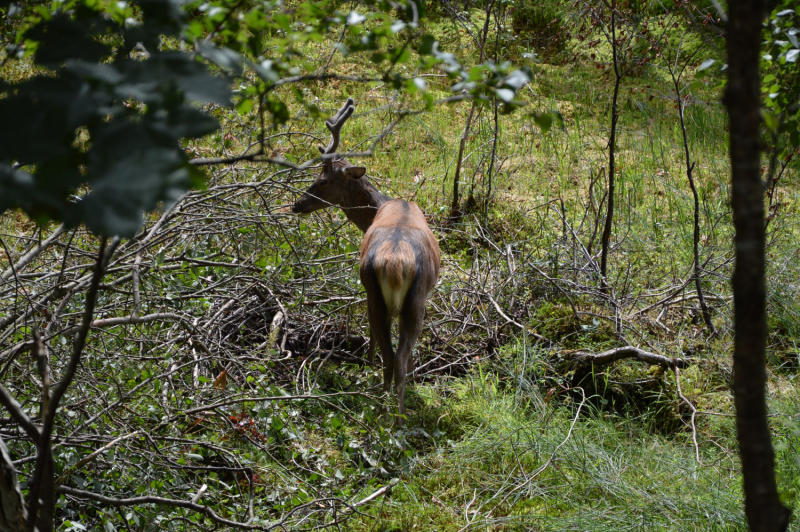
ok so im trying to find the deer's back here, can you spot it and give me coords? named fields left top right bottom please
left=359, top=200, right=440, bottom=316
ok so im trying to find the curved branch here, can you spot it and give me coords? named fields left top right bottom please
left=58, top=312, right=195, bottom=337
left=54, top=486, right=264, bottom=530
left=570, top=346, right=691, bottom=368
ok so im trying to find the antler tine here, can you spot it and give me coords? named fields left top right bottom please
left=319, top=98, right=355, bottom=157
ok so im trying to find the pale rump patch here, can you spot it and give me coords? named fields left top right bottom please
left=373, top=240, right=416, bottom=317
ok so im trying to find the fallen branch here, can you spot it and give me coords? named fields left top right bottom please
left=352, top=478, right=399, bottom=508
left=55, top=430, right=145, bottom=486
left=58, top=313, right=195, bottom=336
left=54, top=486, right=263, bottom=530
left=569, top=346, right=691, bottom=369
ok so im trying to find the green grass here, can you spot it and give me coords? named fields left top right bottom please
left=339, top=364, right=748, bottom=531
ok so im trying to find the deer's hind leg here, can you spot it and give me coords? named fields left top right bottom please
left=366, top=292, right=394, bottom=392
left=394, top=294, right=426, bottom=424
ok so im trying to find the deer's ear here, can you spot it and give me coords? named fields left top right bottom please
left=344, top=166, right=366, bottom=179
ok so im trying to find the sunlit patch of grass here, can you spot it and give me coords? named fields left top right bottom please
left=340, top=364, right=755, bottom=531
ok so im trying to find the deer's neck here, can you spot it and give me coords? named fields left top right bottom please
left=340, top=178, right=392, bottom=233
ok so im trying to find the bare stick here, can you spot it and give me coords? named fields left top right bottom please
left=666, top=35, right=716, bottom=336
left=55, top=430, right=145, bottom=486
left=352, top=478, right=399, bottom=507
left=450, top=0, right=495, bottom=219
left=674, top=366, right=701, bottom=465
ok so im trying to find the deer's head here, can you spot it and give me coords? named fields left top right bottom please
left=292, top=98, right=367, bottom=215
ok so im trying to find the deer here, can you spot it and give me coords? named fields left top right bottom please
left=292, top=98, right=440, bottom=423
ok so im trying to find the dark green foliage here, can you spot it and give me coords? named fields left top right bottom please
left=0, top=1, right=230, bottom=237
left=0, top=0, right=534, bottom=238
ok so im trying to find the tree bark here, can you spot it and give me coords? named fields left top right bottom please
left=725, top=0, right=791, bottom=529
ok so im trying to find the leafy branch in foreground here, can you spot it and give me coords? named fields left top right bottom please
left=0, top=1, right=228, bottom=238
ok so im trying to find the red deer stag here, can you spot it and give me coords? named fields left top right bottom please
left=292, top=98, right=440, bottom=423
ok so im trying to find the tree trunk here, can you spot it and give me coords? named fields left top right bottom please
left=0, top=437, right=27, bottom=532
left=599, top=0, right=621, bottom=293
left=670, top=71, right=716, bottom=336
left=725, top=0, right=791, bottom=529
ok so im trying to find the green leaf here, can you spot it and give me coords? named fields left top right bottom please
left=198, top=42, right=244, bottom=74
left=75, top=122, right=198, bottom=237
left=27, top=15, right=111, bottom=67
left=266, top=97, right=289, bottom=124
left=496, top=88, right=515, bottom=102
left=418, top=34, right=436, bottom=55
left=148, top=104, right=220, bottom=140
left=237, top=98, right=255, bottom=115
left=763, top=111, right=779, bottom=131
left=116, top=53, right=232, bottom=106
left=347, top=11, right=366, bottom=25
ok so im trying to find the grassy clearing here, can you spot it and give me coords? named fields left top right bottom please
left=328, top=340, right=800, bottom=531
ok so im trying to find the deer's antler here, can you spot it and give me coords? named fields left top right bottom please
left=319, top=98, right=355, bottom=160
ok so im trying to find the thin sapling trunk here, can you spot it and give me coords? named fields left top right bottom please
left=667, top=45, right=716, bottom=336
left=450, top=0, right=495, bottom=219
